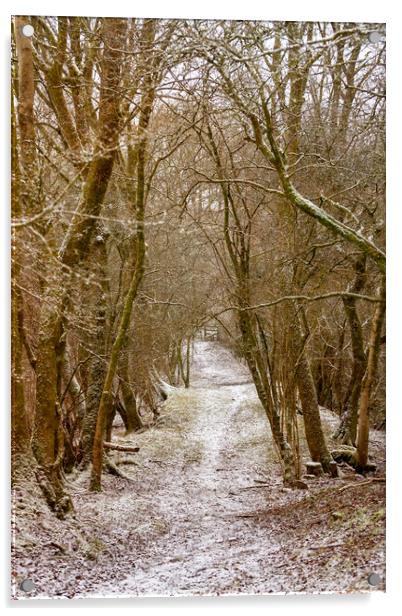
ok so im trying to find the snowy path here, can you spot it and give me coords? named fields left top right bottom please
left=87, top=341, right=280, bottom=596
left=13, top=341, right=386, bottom=598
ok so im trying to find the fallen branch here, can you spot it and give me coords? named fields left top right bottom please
left=238, top=484, right=270, bottom=490
left=338, top=477, right=385, bottom=493
left=103, top=456, right=136, bottom=482
left=103, top=442, right=140, bottom=453
left=115, top=457, right=140, bottom=466
left=309, top=543, right=344, bottom=550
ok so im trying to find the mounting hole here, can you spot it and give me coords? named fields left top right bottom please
left=22, top=24, right=34, bottom=38
left=368, top=31, right=383, bottom=44
left=20, top=578, right=35, bottom=592
left=368, top=573, right=381, bottom=586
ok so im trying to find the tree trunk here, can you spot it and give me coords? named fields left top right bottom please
left=314, top=339, right=335, bottom=409
left=32, top=291, right=73, bottom=517
left=81, top=354, right=106, bottom=467
left=90, top=21, right=156, bottom=491
left=31, top=18, right=127, bottom=514
left=90, top=226, right=147, bottom=489
left=238, top=308, right=297, bottom=485
left=356, top=280, right=386, bottom=470
left=61, top=351, right=87, bottom=471
left=119, top=344, right=142, bottom=433
left=333, top=322, right=346, bottom=416
left=80, top=233, right=109, bottom=466
left=334, top=257, right=367, bottom=445
left=14, top=17, right=37, bottom=212
left=11, top=279, right=30, bottom=483
left=184, top=336, right=191, bottom=388
left=177, top=337, right=191, bottom=388
left=293, top=307, right=334, bottom=474
left=11, top=36, right=37, bottom=486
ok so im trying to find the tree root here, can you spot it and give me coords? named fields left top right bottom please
left=34, top=466, right=74, bottom=519
left=103, top=456, right=136, bottom=482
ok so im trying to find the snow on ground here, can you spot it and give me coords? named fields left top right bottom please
left=12, top=341, right=385, bottom=599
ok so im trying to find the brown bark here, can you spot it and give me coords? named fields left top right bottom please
left=119, top=347, right=142, bottom=434
left=334, top=256, right=367, bottom=444
left=103, top=442, right=140, bottom=453
left=315, top=338, right=335, bottom=409
left=90, top=19, right=157, bottom=492
left=11, top=31, right=36, bottom=485
left=333, top=322, right=346, bottom=416
left=81, top=353, right=106, bottom=466
left=80, top=231, right=109, bottom=466
left=42, top=17, right=81, bottom=157
left=32, top=18, right=127, bottom=514
left=177, top=337, right=191, bottom=388
left=356, top=280, right=386, bottom=470
left=239, top=308, right=296, bottom=484
left=184, top=337, right=191, bottom=388
left=11, top=284, right=30, bottom=483
left=292, top=308, right=334, bottom=474
left=14, top=17, right=37, bottom=211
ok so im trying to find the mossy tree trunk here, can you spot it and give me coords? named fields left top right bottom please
left=14, top=17, right=38, bottom=211
left=118, top=340, right=142, bottom=434
left=177, top=336, right=191, bottom=388
left=81, top=353, right=106, bottom=466
left=334, top=256, right=367, bottom=445
left=80, top=233, right=109, bottom=466
left=31, top=18, right=127, bottom=515
left=356, top=279, right=386, bottom=470
left=11, top=87, right=31, bottom=484
left=292, top=307, right=333, bottom=473
left=272, top=38, right=333, bottom=475
left=90, top=20, right=157, bottom=491
left=12, top=19, right=38, bottom=485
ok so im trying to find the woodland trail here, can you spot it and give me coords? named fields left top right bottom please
left=83, top=341, right=281, bottom=597
left=13, top=342, right=385, bottom=598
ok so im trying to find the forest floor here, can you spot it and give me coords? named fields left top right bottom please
left=11, top=341, right=385, bottom=599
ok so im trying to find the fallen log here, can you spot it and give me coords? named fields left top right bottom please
left=103, top=442, right=140, bottom=453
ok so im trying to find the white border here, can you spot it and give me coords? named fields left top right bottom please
left=2, top=1, right=401, bottom=614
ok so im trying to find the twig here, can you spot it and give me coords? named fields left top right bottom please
left=309, top=543, right=344, bottom=550
left=238, top=484, right=270, bottom=490
left=338, top=477, right=385, bottom=492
